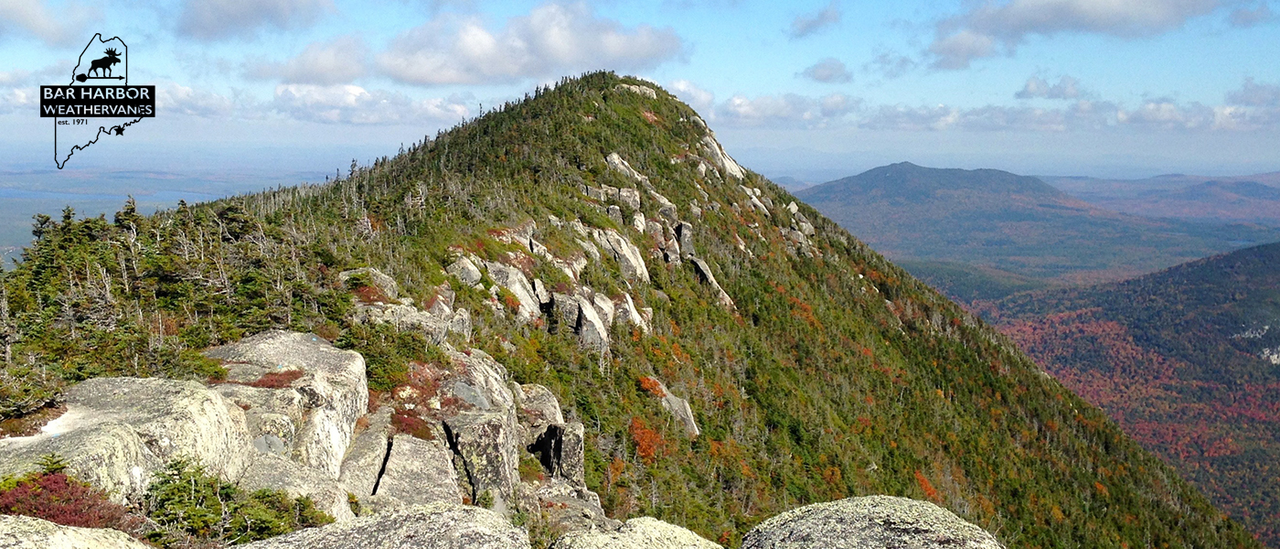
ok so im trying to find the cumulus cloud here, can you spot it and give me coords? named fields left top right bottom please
left=930, top=0, right=1222, bottom=69
left=246, top=35, right=369, bottom=85
left=799, top=58, right=852, bottom=83
left=271, top=84, right=471, bottom=124
left=377, top=2, right=683, bottom=86
left=0, top=86, right=36, bottom=114
left=1230, top=2, right=1275, bottom=26
left=1227, top=77, right=1280, bottom=106
left=860, top=100, right=1119, bottom=132
left=178, top=0, right=332, bottom=41
left=716, top=92, right=857, bottom=127
left=1015, top=75, right=1084, bottom=99
left=789, top=1, right=840, bottom=38
left=668, top=79, right=714, bottom=115
left=156, top=84, right=239, bottom=118
left=0, top=0, right=92, bottom=45
left=864, top=51, right=918, bottom=79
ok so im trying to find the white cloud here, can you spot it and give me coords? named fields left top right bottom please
left=178, top=0, right=332, bottom=41
left=1016, top=75, right=1085, bottom=99
left=1116, top=100, right=1216, bottom=129
left=668, top=79, right=714, bottom=115
left=0, top=70, right=30, bottom=86
left=156, top=84, right=239, bottom=118
left=859, top=100, right=1118, bottom=131
left=717, top=92, right=857, bottom=127
left=930, top=0, right=1222, bottom=69
left=0, top=86, right=36, bottom=114
left=789, top=1, right=841, bottom=39
left=1227, top=77, right=1280, bottom=106
left=799, top=58, right=852, bottom=83
left=0, top=0, right=91, bottom=45
left=1230, top=2, right=1276, bottom=26
left=271, top=84, right=471, bottom=124
left=246, top=35, right=369, bottom=85
left=377, top=2, right=683, bottom=86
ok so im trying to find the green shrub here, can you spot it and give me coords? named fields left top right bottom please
left=144, top=460, right=333, bottom=547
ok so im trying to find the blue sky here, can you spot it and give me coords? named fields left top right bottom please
left=2, top=0, right=1280, bottom=188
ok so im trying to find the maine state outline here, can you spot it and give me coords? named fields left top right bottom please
left=52, top=34, right=148, bottom=169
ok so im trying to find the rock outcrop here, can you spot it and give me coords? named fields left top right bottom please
left=373, top=434, right=460, bottom=506
left=740, top=495, right=1005, bottom=549
left=0, top=515, right=151, bottom=549
left=240, top=503, right=529, bottom=549
left=0, top=376, right=250, bottom=503
left=690, top=257, right=735, bottom=311
left=552, top=516, right=722, bottom=549
left=206, top=331, right=369, bottom=477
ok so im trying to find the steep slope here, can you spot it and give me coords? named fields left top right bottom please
left=797, top=162, right=1280, bottom=293
left=991, top=242, right=1280, bottom=546
left=0, top=72, right=1259, bottom=547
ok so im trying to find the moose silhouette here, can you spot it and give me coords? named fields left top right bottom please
left=88, top=48, right=121, bottom=78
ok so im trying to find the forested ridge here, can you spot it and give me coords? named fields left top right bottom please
left=0, top=72, right=1259, bottom=548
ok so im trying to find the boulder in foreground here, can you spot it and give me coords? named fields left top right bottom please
left=741, top=495, right=1004, bottom=549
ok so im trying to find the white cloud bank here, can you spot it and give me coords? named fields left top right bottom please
left=378, top=2, right=684, bottom=86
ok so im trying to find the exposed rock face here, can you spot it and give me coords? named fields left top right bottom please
left=484, top=260, right=541, bottom=322
left=240, top=503, right=529, bottom=549
left=0, top=377, right=250, bottom=504
left=338, top=407, right=393, bottom=498
left=438, top=348, right=522, bottom=514
left=339, top=267, right=400, bottom=301
left=605, top=153, right=652, bottom=188
left=699, top=133, right=745, bottom=180
left=447, top=256, right=484, bottom=287
left=0, top=515, right=151, bottom=549
left=690, top=257, right=736, bottom=311
left=351, top=299, right=471, bottom=344
left=238, top=452, right=355, bottom=522
left=552, top=516, right=722, bottom=549
left=206, top=331, right=369, bottom=477
left=374, top=435, right=460, bottom=506
left=614, top=83, right=658, bottom=99
left=644, top=377, right=700, bottom=438
left=592, top=228, right=650, bottom=283
left=575, top=294, right=611, bottom=354
left=740, top=495, right=1005, bottom=549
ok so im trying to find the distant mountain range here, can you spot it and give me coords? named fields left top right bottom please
left=987, top=241, right=1280, bottom=546
left=1042, top=173, right=1280, bottom=226
left=797, top=162, right=1280, bottom=300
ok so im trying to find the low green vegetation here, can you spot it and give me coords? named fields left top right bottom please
left=145, top=460, right=333, bottom=547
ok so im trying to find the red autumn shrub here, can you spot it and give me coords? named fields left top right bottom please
left=638, top=376, right=667, bottom=398
left=249, top=369, right=306, bottom=389
left=0, top=472, right=129, bottom=529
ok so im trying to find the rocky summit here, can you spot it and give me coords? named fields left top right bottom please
left=0, top=72, right=1259, bottom=547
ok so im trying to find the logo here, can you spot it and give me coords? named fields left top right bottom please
left=40, top=34, right=156, bottom=169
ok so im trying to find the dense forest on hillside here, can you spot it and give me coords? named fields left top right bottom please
left=797, top=162, right=1280, bottom=297
left=0, top=72, right=1260, bottom=548
left=990, top=242, right=1280, bottom=545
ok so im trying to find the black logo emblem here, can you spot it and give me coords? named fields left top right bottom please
left=40, top=34, right=156, bottom=169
